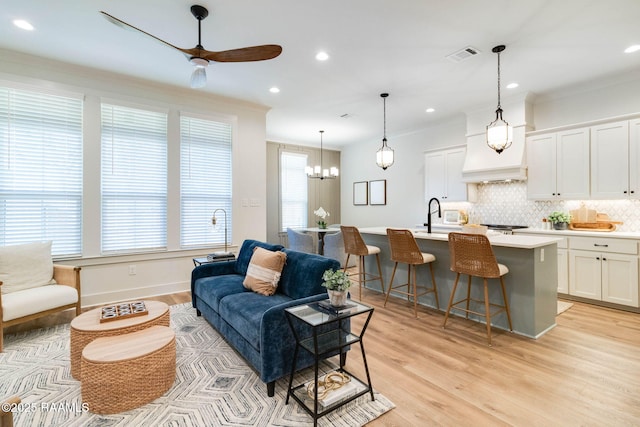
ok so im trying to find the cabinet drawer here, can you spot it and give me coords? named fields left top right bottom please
left=570, top=236, right=638, bottom=254
left=556, top=236, right=568, bottom=249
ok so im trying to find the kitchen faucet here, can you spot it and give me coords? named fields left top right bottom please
left=426, top=197, right=441, bottom=234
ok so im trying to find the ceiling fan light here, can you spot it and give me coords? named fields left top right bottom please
left=190, top=66, right=207, bottom=88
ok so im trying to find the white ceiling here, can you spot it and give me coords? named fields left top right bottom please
left=2, top=0, right=639, bottom=148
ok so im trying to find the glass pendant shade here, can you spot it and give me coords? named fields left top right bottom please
left=486, top=45, right=513, bottom=154
left=376, top=139, right=394, bottom=170
left=486, top=108, right=513, bottom=154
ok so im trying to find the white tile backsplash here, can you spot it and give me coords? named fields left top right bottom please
left=439, top=181, right=640, bottom=232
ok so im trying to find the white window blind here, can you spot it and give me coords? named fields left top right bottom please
left=101, top=104, right=167, bottom=253
left=0, top=87, right=83, bottom=257
left=280, top=151, right=308, bottom=231
left=180, top=115, right=232, bottom=248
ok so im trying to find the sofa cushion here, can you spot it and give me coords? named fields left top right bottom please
left=2, top=284, right=78, bottom=321
left=0, top=241, right=56, bottom=295
left=218, top=292, right=292, bottom=351
left=243, top=247, right=287, bottom=296
left=234, top=240, right=284, bottom=277
left=279, top=249, right=341, bottom=299
left=193, top=274, right=247, bottom=312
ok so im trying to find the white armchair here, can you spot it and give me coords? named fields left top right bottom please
left=0, top=241, right=81, bottom=352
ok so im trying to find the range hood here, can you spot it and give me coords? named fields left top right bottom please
left=461, top=126, right=527, bottom=183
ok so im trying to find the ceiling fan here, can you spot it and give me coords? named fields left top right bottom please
left=100, top=5, right=282, bottom=88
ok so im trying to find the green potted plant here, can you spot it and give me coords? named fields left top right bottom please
left=321, top=268, right=351, bottom=307
left=548, top=211, right=571, bottom=230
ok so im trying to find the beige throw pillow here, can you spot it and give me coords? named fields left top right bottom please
left=243, top=247, right=287, bottom=296
left=0, top=241, right=56, bottom=294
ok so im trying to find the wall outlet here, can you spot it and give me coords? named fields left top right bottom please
left=128, top=265, right=137, bottom=275
left=540, top=249, right=545, bottom=262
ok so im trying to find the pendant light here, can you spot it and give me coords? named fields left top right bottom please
left=376, top=93, right=394, bottom=170
left=306, top=130, right=339, bottom=180
left=486, top=45, right=513, bottom=154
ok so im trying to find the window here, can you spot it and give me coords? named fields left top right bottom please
left=0, top=87, right=83, bottom=257
left=180, top=114, right=232, bottom=248
left=101, top=104, right=167, bottom=253
left=280, top=151, right=308, bottom=231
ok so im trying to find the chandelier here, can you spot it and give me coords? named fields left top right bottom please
left=306, top=130, right=338, bottom=179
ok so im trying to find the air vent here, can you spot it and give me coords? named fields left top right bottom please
left=340, top=113, right=353, bottom=119
left=446, top=46, right=480, bottom=63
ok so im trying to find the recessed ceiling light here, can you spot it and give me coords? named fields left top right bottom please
left=506, top=82, right=519, bottom=89
left=426, top=108, right=435, bottom=113
left=624, top=45, right=640, bottom=53
left=13, top=19, right=34, bottom=31
left=315, top=51, right=329, bottom=61
left=269, top=87, right=280, bottom=93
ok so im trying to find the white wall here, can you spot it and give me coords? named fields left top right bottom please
left=340, top=115, right=467, bottom=228
left=0, top=49, right=269, bottom=306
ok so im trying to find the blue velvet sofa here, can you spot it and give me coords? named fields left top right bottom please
left=191, top=239, right=343, bottom=396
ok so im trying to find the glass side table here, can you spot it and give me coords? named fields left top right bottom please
left=284, top=299, right=374, bottom=426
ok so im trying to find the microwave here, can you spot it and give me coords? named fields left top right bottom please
left=443, top=210, right=466, bottom=225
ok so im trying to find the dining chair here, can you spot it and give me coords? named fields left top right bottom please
left=286, top=228, right=315, bottom=253
left=443, top=232, right=513, bottom=345
left=384, top=228, right=439, bottom=317
left=340, top=226, right=384, bottom=300
left=0, top=395, right=20, bottom=427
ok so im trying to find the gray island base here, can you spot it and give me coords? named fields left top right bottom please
left=358, top=227, right=561, bottom=339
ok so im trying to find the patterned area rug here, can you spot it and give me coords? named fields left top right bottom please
left=1, top=303, right=394, bottom=426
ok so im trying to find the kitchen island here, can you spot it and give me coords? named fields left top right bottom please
left=358, top=227, right=562, bottom=339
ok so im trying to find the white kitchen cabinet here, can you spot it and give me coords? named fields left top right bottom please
left=526, top=128, right=590, bottom=200
left=568, top=236, right=639, bottom=307
left=630, top=118, right=640, bottom=197
left=424, top=147, right=477, bottom=202
left=557, top=247, right=569, bottom=294
left=590, top=120, right=636, bottom=199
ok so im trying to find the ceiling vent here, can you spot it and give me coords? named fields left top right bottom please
left=340, top=113, right=353, bottom=119
left=446, top=46, right=480, bottom=63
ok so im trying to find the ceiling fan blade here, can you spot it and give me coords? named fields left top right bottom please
left=100, top=11, right=190, bottom=57
left=190, top=45, right=283, bottom=63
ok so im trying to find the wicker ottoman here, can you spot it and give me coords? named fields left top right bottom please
left=80, top=325, right=176, bottom=414
left=70, top=300, right=170, bottom=380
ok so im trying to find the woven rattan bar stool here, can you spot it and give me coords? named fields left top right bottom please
left=443, top=232, right=513, bottom=346
left=340, top=226, right=385, bottom=300
left=384, top=228, right=439, bottom=317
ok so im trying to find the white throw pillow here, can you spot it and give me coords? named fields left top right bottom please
left=0, top=241, right=56, bottom=294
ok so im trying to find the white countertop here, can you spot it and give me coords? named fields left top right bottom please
left=358, top=227, right=562, bottom=249
left=515, top=228, right=640, bottom=240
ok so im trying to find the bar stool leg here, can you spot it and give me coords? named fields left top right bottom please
left=429, top=263, right=439, bottom=310
left=465, top=275, right=472, bottom=319
left=412, top=265, right=419, bottom=318
left=375, top=254, right=385, bottom=293
left=483, top=278, right=492, bottom=346
left=500, top=277, right=513, bottom=331
left=443, top=273, right=461, bottom=328
left=384, top=262, right=399, bottom=307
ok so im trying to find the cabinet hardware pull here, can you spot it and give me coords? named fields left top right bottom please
left=596, top=257, right=600, bottom=260
left=594, top=244, right=609, bottom=247
left=632, top=190, right=636, bottom=194
left=603, top=258, right=607, bottom=261
left=624, top=190, right=628, bottom=194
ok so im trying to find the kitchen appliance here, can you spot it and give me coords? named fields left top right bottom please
left=443, top=210, right=466, bottom=225
left=480, top=224, right=528, bottom=235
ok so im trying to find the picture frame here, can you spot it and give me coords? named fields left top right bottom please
left=353, top=181, right=368, bottom=205
left=369, top=179, right=387, bottom=205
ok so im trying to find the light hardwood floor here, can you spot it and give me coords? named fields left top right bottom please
left=5, top=290, right=640, bottom=426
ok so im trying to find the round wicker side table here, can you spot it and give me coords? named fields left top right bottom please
left=70, top=300, right=170, bottom=379
left=80, top=325, right=176, bottom=414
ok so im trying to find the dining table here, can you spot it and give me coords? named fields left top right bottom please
left=297, top=227, right=340, bottom=255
